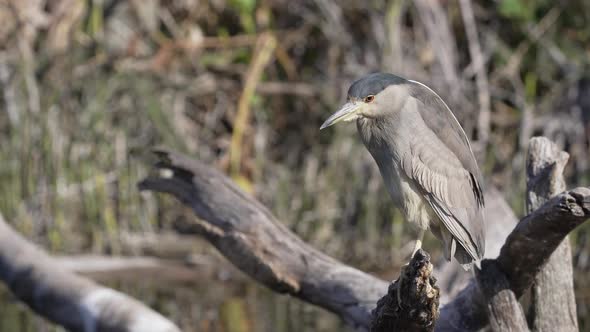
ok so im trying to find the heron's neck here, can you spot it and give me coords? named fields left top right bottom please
left=356, top=117, right=405, bottom=205
left=356, top=117, right=401, bottom=165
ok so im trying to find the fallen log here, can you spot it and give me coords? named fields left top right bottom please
left=138, top=141, right=590, bottom=331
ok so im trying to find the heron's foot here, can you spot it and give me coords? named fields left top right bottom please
left=411, top=237, right=423, bottom=258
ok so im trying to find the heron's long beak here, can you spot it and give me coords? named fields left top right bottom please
left=320, top=102, right=362, bottom=130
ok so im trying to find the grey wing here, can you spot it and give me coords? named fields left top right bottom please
left=408, top=80, right=484, bottom=187
left=402, top=81, right=485, bottom=261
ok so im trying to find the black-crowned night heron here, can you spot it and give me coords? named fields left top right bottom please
left=321, top=73, right=485, bottom=270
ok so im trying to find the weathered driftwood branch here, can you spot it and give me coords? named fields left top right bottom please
left=526, top=137, right=578, bottom=332
left=138, top=147, right=590, bottom=331
left=370, top=249, right=440, bottom=332
left=475, top=260, right=528, bottom=332
left=140, top=149, right=388, bottom=329
left=55, top=254, right=209, bottom=283
left=470, top=136, right=578, bottom=332
left=436, top=187, right=590, bottom=331
left=496, top=190, right=588, bottom=297
left=0, top=213, right=180, bottom=332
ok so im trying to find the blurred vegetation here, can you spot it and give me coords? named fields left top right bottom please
left=0, top=0, right=589, bottom=331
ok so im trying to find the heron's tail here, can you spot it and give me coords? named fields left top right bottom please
left=445, top=235, right=479, bottom=270
left=433, top=223, right=481, bottom=270
left=454, top=245, right=478, bottom=271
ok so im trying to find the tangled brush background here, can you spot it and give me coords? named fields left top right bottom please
left=0, top=0, right=589, bottom=331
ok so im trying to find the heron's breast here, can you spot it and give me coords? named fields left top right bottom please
left=375, top=161, right=435, bottom=230
left=397, top=173, right=437, bottom=230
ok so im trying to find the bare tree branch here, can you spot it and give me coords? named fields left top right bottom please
left=436, top=187, right=589, bottom=331
left=526, top=137, right=578, bottom=332
left=138, top=147, right=590, bottom=331
left=475, top=260, right=528, bottom=332
left=55, top=254, right=208, bottom=284
left=468, top=136, right=579, bottom=332
left=496, top=188, right=589, bottom=296
left=139, top=149, right=388, bottom=329
left=0, top=213, right=180, bottom=332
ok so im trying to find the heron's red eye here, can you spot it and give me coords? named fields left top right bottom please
left=364, top=95, right=375, bottom=103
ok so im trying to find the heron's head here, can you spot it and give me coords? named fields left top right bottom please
left=320, top=73, right=410, bottom=130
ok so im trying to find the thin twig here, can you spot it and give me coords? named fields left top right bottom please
left=229, top=32, right=277, bottom=179
left=459, top=0, right=491, bottom=149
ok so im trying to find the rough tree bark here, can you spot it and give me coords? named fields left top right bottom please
left=370, top=249, right=440, bottom=332
left=141, top=149, right=388, bottom=329
left=475, top=260, right=528, bottom=332
left=526, top=137, right=578, bottom=332
left=468, top=136, right=580, bottom=332
left=0, top=213, right=180, bottom=332
left=138, top=144, right=590, bottom=331
left=437, top=186, right=589, bottom=331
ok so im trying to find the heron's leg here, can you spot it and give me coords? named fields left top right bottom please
left=412, top=229, right=425, bottom=257
left=397, top=228, right=426, bottom=306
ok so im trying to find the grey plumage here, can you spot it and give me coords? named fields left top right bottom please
left=323, top=73, right=485, bottom=269
left=407, top=81, right=485, bottom=258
